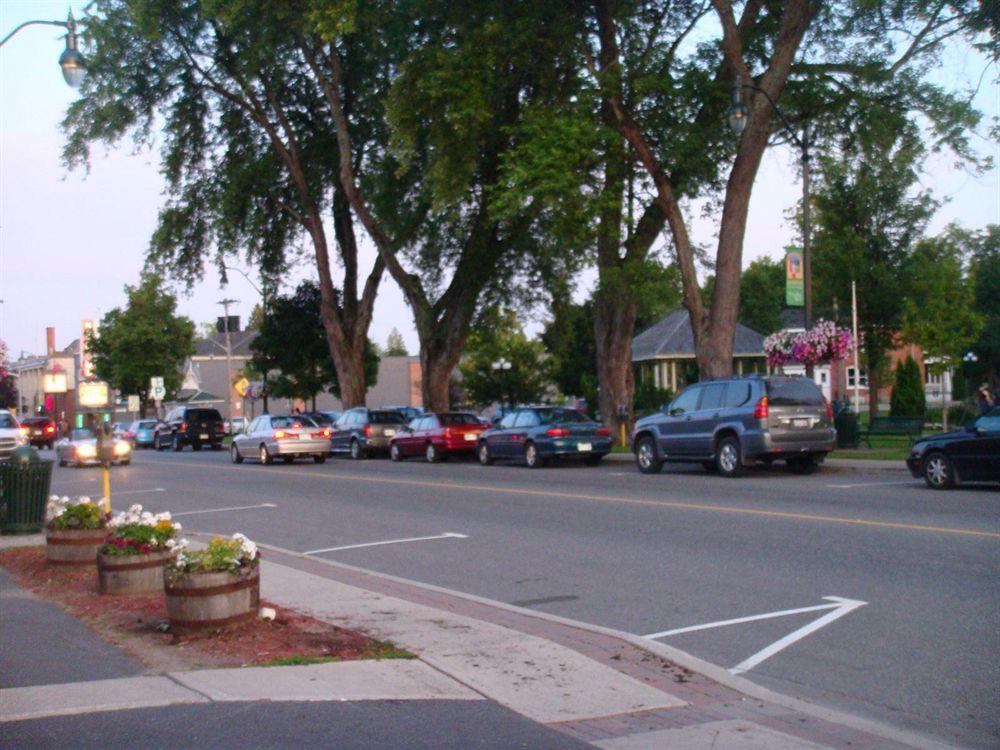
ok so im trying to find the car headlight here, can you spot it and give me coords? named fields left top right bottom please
left=114, top=442, right=131, bottom=455
left=77, top=443, right=97, bottom=458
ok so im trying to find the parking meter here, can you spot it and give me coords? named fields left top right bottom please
left=95, top=421, right=113, bottom=512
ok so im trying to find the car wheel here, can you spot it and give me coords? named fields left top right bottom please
left=715, top=436, right=743, bottom=478
left=426, top=443, right=440, bottom=464
left=350, top=439, right=366, bottom=460
left=478, top=441, right=494, bottom=466
left=259, top=444, right=273, bottom=465
left=524, top=442, right=544, bottom=468
left=231, top=444, right=243, bottom=464
left=922, top=451, right=955, bottom=490
left=635, top=436, right=662, bottom=474
left=313, top=455, right=326, bottom=464
left=787, top=455, right=819, bottom=474
left=390, top=443, right=402, bottom=462
left=172, top=436, right=183, bottom=452
left=121, top=460, right=131, bottom=466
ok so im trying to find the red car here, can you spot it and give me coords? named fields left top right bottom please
left=390, top=412, right=485, bottom=463
left=20, top=416, right=58, bottom=449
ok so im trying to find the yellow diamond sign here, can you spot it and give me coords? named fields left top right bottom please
left=234, top=377, right=250, bottom=397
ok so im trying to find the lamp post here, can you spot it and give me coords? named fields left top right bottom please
left=222, top=265, right=269, bottom=412
left=727, top=82, right=812, bottom=333
left=962, top=351, right=978, bottom=407
left=0, top=9, right=88, bottom=88
left=491, top=358, right=512, bottom=412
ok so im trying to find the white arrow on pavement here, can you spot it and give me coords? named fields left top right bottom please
left=645, top=596, right=867, bottom=675
left=303, top=532, right=468, bottom=556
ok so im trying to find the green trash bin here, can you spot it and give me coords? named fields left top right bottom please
left=834, top=410, right=860, bottom=449
left=0, top=459, right=54, bottom=534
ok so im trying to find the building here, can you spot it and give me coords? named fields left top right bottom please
left=632, top=309, right=767, bottom=393
left=9, top=329, right=82, bottom=426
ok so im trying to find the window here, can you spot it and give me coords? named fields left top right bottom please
left=975, top=414, right=1000, bottom=432
left=272, top=416, right=316, bottom=428
left=847, top=367, right=868, bottom=388
left=723, top=382, right=751, bottom=408
left=0, top=415, right=16, bottom=429
left=440, top=413, right=479, bottom=426
left=670, top=386, right=701, bottom=415
left=370, top=411, right=405, bottom=424
left=535, top=408, right=589, bottom=424
left=499, top=412, right=518, bottom=429
left=699, top=383, right=727, bottom=411
left=514, top=411, right=541, bottom=428
left=766, top=377, right=824, bottom=406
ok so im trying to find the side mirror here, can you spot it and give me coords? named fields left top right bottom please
left=669, top=407, right=682, bottom=417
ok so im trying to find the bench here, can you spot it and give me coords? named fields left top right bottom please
left=861, top=416, right=924, bottom=447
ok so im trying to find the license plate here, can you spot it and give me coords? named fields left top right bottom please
left=577, top=442, right=592, bottom=452
left=199, top=433, right=209, bottom=439
left=384, top=429, right=396, bottom=437
left=792, top=419, right=809, bottom=428
left=464, top=433, right=477, bottom=441
left=32, top=430, right=42, bottom=436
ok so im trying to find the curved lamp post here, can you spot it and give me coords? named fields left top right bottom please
left=0, top=10, right=87, bottom=88
left=491, top=358, right=512, bottom=411
left=727, top=82, right=812, bottom=331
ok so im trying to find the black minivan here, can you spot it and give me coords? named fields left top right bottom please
left=632, top=375, right=835, bottom=477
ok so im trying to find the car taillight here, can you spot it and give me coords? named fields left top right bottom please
left=825, top=399, right=833, bottom=421
left=595, top=426, right=610, bottom=437
left=322, top=429, right=331, bottom=438
left=546, top=427, right=570, bottom=438
left=45, top=425, right=56, bottom=434
left=274, top=430, right=286, bottom=439
left=443, top=428, right=453, bottom=438
left=364, top=424, right=372, bottom=437
left=180, top=423, right=187, bottom=432
left=753, top=396, right=769, bottom=420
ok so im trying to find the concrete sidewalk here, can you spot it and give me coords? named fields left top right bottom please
left=0, top=534, right=952, bottom=749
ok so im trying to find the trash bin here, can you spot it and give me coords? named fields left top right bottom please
left=0, top=458, right=53, bottom=534
left=834, top=409, right=860, bottom=449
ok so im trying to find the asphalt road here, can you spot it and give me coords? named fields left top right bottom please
left=48, top=448, right=1000, bottom=749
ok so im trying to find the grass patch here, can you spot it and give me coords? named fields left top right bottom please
left=260, top=655, right=335, bottom=667
left=830, top=447, right=911, bottom=461
left=258, top=641, right=415, bottom=668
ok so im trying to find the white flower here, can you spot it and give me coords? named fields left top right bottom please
left=173, top=522, right=182, bottom=532
left=232, top=532, right=257, bottom=561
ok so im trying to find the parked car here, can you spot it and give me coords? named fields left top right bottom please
left=154, top=407, right=226, bottom=452
left=224, top=417, right=248, bottom=434
left=906, top=407, right=1000, bottom=489
left=382, top=405, right=423, bottom=422
left=231, top=414, right=331, bottom=465
left=389, top=412, right=486, bottom=463
left=56, top=428, right=132, bottom=467
left=477, top=406, right=612, bottom=468
left=112, top=422, right=135, bottom=443
left=302, top=411, right=337, bottom=427
left=0, top=410, right=27, bottom=461
left=128, top=419, right=159, bottom=449
left=330, top=408, right=407, bottom=459
left=632, top=375, right=835, bottom=477
left=20, top=416, right=58, bottom=449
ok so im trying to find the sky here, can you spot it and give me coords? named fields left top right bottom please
left=1, top=0, right=997, bottom=361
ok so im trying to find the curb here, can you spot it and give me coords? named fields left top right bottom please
left=234, top=536, right=955, bottom=750
left=603, top=451, right=906, bottom=472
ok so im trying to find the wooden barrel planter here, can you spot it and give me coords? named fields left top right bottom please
left=164, top=566, right=260, bottom=633
left=45, top=528, right=108, bottom=566
left=97, top=550, right=176, bottom=595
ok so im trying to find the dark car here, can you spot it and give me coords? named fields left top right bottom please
left=632, top=375, right=835, bottom=477
left=20, top=416, right=57, bottom=449
left=154, top=407, right=226, bottom=452
left=389, top=412, right=486, bottom=463
left=330, top=408, right=408, bottom=459
left=906, top=408, right=1000, bottom=489
left=477, top=407, right=612, bottom=468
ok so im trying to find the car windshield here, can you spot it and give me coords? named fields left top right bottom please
left=72, top=429, right=93, bottom=440
left=371, top=411, right=405, bottom=424
left=766, top=378, right=824, bottom=406
left=439, top=413, right=479, bottom=426
left=271, top=416, right=317, bottom=428
left=187, top=409, right=222, bottom=421
left=137, top=421, right=157, bottom=429
left=535, top=408, right=590, bottom=424
left=306, top=412, right=333, bottom=425
left=0, top=415, right=17, bottom=429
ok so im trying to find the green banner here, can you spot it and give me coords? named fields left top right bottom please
left=785, top=249, right=804, bottom=307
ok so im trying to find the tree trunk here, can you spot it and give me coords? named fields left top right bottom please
left=594, top=289, right=636, bottom=445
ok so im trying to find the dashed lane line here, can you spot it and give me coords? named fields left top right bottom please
left=149, top=460, right=1000, bottom=540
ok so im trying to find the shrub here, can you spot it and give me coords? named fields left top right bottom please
left=46, top=496, right=106, bottom=531
left=169, top=533, right=259, bottom=577
left=890, top=356, right=925, bottom=419
left=102, top=505, right=181, bottom=556
left=634, top=378, right=673, bottom=418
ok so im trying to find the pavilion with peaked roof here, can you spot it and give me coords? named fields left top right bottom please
left=631, top=309, right=767, bottom=393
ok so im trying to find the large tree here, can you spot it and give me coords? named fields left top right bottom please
left=0, top=341, right=17, bottom=410
left=87, top=276, right=195, bottom=416
left=64, top=0, right=404, bottom=407
left=459, top=309, right=551, bottom=408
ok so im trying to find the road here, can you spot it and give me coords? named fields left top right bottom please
left=50, top=449, right=1000, bottom=749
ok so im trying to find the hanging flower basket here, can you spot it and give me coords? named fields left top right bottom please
left=765, top=320, right=854, bottom=368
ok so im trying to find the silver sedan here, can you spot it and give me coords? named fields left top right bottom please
left=56, top=428, right=132, bottom=467
left=231, top=415, right=331, bottom=465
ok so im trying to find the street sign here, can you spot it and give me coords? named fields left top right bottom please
left=150, top=376, right=166, bottom=402
left=127, top=395, right=140, bottom=412
left=234, top=377, right=250, bottom=397
left=78, top=381, right=110, bottom=407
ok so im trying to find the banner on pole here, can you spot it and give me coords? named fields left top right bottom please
left=785, top=249, right=804, bottom=307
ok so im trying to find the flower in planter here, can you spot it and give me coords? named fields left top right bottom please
left=101, top=504, right=182, bottom=557
left=169, top=533, right=261, bottom=576
left=46, top=495, right=108, bottom=531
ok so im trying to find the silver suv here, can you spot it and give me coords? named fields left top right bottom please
left=632, top=375, right=835, bottom=477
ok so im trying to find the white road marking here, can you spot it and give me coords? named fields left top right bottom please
left=827, top=480, right=917, bottom=489
left=171, top=503, right=277, bottom=517
left=608, top=472, right=630, bottom=476
left=645, top=596, right=867, bottom=675
left=729, top=597, right=867, bottom=674
left=303, top=532, right=468, bottom=556
left=112, top=488, right=167, bottom=497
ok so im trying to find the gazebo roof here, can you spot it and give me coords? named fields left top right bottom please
left=632, top=309, right=765, bottom=362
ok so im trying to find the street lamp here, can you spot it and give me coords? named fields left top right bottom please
left=727, top=82, right=812, bottom=331
left=962, top=351, right=978, bottom=405
left=491, top=358, right=512, bottom=411
left=0, top=10, right=88, bottom=89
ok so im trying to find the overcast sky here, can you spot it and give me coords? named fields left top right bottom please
left=2, top=0, right=997, bottom=361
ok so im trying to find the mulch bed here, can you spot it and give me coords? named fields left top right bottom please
left=0, top=546, right=398, bottom=671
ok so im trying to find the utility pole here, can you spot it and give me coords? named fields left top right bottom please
left=218, top=299, right=238, bottom=436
